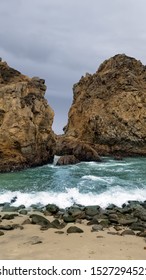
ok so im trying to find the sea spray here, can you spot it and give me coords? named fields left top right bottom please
left=0, top=157, right=145, bottom=209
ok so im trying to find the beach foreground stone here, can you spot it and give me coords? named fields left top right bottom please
left=0, top=200, right=146, bottom=259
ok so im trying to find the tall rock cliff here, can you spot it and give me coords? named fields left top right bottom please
left=0, top=60, right=55, bottom=171
left=64, top=54, right=146, bottom=156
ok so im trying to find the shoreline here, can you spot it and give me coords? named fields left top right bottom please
left=0, top=201, right=146, bottom=259
left=0, top=154, right=146, bottom=174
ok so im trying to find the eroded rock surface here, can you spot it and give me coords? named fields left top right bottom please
left=0, top=60, right=56, bottom=171
left=55, top=136, right=101, bottom=162
left=64, top=54, right=146, bottom=156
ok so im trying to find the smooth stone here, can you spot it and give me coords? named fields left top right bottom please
left=2, top=213, right=18, bottom=220
left=19, top=209, right=28, bottom=215
left=45, top=204, right=59, bottom=214
left=2, top=204, right=25, bottom=212
left=67, top=226, right=84, bottom=234
left=63, top=214, right=76, bottom=223
left=121, top=229, right=135, bottom=236
left=134, top=210, right=146, bottom=221
left=30, top=214, right=51, bottom=227
left=107, top=232, right=120, bottom=236
left=108, top=213, right=119, bottom=223
left=130, top=222, right=146, bottom=231
left=137, top=231, right=146, bottom=237
left=106, top=204, right=117, bottom=210
left=51, top=219, right=66, bottom=229
left=99, top=219, right=110, bottom=227
left=91, top=224, right=104, bottom=232
left=87, top=219, right=99, bottom=226
left=85, top=205, right=100, bottom=216
left=118, top=218, right=138, bottom=226
left=0, top=225, right=14, bottom=230
left=22, top=219, right=31, bottom=225
left=67, top=207, right=85, bottom=218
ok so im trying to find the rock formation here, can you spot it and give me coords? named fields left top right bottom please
left=0, top=60, right=56, bottom=172
left=56, top=155, right=80, bottom=166
left=64, top=54, right=146, bottom=156
left=1, top=54, right=146, bottom=172
left=55, top=136, right=101, bottom=162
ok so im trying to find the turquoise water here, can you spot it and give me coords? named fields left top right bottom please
left=0, top=157, right=145, bottom=208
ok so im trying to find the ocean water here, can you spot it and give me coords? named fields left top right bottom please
left=0, top=157, right=145, bottom=209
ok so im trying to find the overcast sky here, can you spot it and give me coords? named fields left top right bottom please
left=0, top=0, right=146, bottom=133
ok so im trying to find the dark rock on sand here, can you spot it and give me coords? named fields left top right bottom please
left=108, top=213, right=119, bottom=223
left=91, top=224, right=104, bottom=232
left=121, top=229, right=136, bottom=236
left=51, top=219, right=66, bottom=229
left=67, top=226, right=84, bottom=234
left=2, top=213, right=19, bottom=220
left=0, top=225, right=14, bottom=230
left=45, top=204, right=59, bottom=214
left=129, top=221, right=146, bottom=232
left=87, top=219, right=99, bottom=226
left=106, top=204, right=117, bottom=211
left=134, top=209, right=146, bottom=221
left=118, top=218, right=138, bottom=226
left=55, top=231, right=64, bottom=234
left=63, top=213, right=76, bottom=223
left=30, top=214, right=51, bottom=227
left=22, top=219, right=31, bottom=225
left=85, top=205, right=100, bottom=217
left=19, top=209, right=28, bottom=215
left=2, top=204, right=25, bottom=212
left=137, top=231, right=146, bottom=237
left=107, top=232, right=120, bottom=236
left=98, top=219, right=110, bottom=227
left=67, top=206, right=85, bottom=219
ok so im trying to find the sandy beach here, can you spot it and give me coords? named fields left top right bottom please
left=0, top=213, right=146, bottom=260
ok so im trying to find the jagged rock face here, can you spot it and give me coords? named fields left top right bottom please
left=56, top=155, right=80, bottom=166
left=0, top=61, right=56, bottom=171
left=55, top=136, right=101, bottom=162
left=64, top=54, right=146, bottom=156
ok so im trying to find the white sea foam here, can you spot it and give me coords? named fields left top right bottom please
left=82, top=175, right=115, bottom=184
left=1, top=186, right=146, bottom=209
left=53, top=155, right=61, bottom=165
left=0, top=157, right=145, bottom=209
left=82, top=175, right=105, bottom=181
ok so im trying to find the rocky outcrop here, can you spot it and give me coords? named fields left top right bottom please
left=64, top=54, right=146, bottom=156
left=1, top=54, right=146, bottom=172
left=0, top=60, right=56, bottom=172
left=56, top=155, right=79, bottom=166
left=55, top=136, right=101, bottom=162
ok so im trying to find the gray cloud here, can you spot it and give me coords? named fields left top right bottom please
left=0, top=0, right=146, bottom=132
